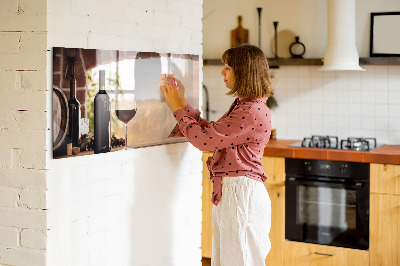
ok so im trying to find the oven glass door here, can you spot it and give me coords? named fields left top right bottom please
left=286, top=179, right=369, bottom=250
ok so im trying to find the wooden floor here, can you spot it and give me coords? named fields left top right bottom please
left=202, top=257, right=211, bottom=266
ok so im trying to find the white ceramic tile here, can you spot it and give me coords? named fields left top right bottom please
left=348, top=103, right=362, bottom=116
left=361, top=128, right=375, bottom=138
left=388, top=65, right=400, bottom=76
left=323, top=103, right=336, bottom=115
left=348, top=116, right=362, bottom=129
left=374, top=65, right=388, bottom=77
left=389, top=117, right=400, bottom=131
left=298, top=77, right=311, bottom=89
left=374, top=77, right=388, bottom=91
left=336, top=115, right=348, bottom=128
left=389, top=104, right=400, bottom=117
left=348, top=90, right=362, bottom=103
left=336, top=90, right=349, bottom=103
left=285, top=66, right=298, bottom=77
left=388, top=91, right=400, bottom=104
left=323, top=86, right=336, bottom=103
left=362, top=116, right=375, bottom=130
left=348, top=128, right=362, bottom=137
left=310, top=66, right=324, bottom=77
left=298, top=67, right=311, bottom=78
left=375, top=104, right=389, bottom=117
left=361, top=103, right=375, bottom=116
left=336, top=103, right=349, bottom=116
left=374, top=117, right=389, bottom=131
left=388, top=76, right=400, bottom=91
left=311, top=102, right=324, bottom=113
left=388, top=131, right=400, bottom=144
left=374, top=130, right=389, bottom=144
left=348, top=74, right=362, bottom=90
left=361, top=90, right=375, bottom=104
left=286, top=77, right=299, bottom=89
left=374, top=90, right=388, bottom=104
left=323, top=115, right=336, bottom=129
left=361, top=75, right=374, bottom=91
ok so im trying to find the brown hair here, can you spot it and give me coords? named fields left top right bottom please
left=221, top=44, right=273, bottom=99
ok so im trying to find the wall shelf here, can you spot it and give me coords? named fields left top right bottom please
left=203, top=57, right=400, bottom=67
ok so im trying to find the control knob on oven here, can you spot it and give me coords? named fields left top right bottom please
left=304, top=161, right=312, bottom=171
left=340, top=163, right=348, bottom=174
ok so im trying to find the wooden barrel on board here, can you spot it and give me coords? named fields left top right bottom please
left=53, top=86, right=69, bottom=151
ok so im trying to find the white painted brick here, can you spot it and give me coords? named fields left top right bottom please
left=0, top=0, right=18, bottom=13
left=0, top=129, right=46, bottom=151
left=0, top=33, right=47, bottom=71
left=0, top=33, right=20, bottom=54
left=0, top=110, right=47, bottom=131
left=0, top=90, right=46, bottom=111
left=0, top=227, right=19, bottom=247
left=0, top=208, right=46, bottom=230
left=20, top=229, right=46, bottom=250
left=0, top=169, right=47, bottom=189
left=0, top=247, right=45, bottom=266
left=0, top=149, right=11, bottom=169
left=0, top=187, right=19, bottom=208
left=0, top=71, right=16, bottom=90
left=18, top=70, right=47, bottom=91
left=0, top=13, right=46, bottom=32
left=19, top=0, right=47, bottom=15
left=20, top=150, right=46, bottom=170
left=19, top=189, right=46, bottom=209
left=88, top=212, right=109, bottom=233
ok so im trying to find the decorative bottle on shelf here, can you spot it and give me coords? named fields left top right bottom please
left=68, top=78, right=81, bottom=148
left=94, top=70, right=111, bottom=154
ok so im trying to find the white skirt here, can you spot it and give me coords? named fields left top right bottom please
left=212, top=176, right=271, bottom=266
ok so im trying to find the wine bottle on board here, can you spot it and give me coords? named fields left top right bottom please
left=94, top=70, right=111, bottom=154
left=68, top=78, right=81, bottom=148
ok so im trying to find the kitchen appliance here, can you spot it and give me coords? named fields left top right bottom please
left=289, top=135, right=379, bottom=151
left=285, top=158, right=370, bottom=250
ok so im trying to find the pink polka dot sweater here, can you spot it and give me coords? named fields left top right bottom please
left=169, top=97, right=272, bottom=206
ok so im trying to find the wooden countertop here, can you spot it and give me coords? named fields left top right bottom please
left=263, top=139, right=400, bottom=165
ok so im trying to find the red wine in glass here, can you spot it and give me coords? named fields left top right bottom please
left=115, top=91, right=137, bottom=150
left=116, top=109, right=136, bottom=124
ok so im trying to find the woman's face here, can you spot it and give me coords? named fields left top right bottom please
left=220, top=64, right=235, bottom=89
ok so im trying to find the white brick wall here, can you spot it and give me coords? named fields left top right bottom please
left=0, top=0, right=48, bottom=265
left=46, top=1, right=203, bottom=266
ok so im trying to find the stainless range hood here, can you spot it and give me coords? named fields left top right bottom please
left=320, top=0, right=365, bottom=71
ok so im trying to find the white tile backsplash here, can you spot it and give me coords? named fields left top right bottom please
left=269, top=65, right=400, bottom=144
left=204, top=64, right=400, bottom=144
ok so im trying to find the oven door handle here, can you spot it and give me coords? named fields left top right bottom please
left=287, top=177, right=364, bottom=189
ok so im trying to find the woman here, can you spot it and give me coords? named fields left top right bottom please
left=161, top=44, right=273, bottom=266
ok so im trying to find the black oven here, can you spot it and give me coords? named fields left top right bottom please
left=285, top=158, right=369, bottom=250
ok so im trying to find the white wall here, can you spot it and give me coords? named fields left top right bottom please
left=46, top=0, right=203, bottom=266
left=0, top=0, right=48, bottom=265
left=203, top=0, right=400, bottom=144
left=203, top=0, right=400, bottom=58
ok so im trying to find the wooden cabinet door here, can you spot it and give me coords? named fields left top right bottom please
left=265, top=184, right=284, bottom=266
left=370, top=193, right=400, bottom=266
left=202, top=152, right=213, bottom=258
left=370, top=163, right=400, bottom=195
left=262, top=156, right=285, bottom=186
left=284, top=241, right=369, bottom=266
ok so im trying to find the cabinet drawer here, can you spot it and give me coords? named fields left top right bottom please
left=284, top=241, right=369, bottom=266
left=371, top=163, right=400, bottom=195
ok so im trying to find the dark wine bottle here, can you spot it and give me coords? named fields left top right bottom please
left=68, top=78, right=81, bottom=148
left=94, top=70, right=111, bottom=154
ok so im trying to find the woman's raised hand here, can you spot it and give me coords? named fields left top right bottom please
left=160, top=77, right=184, bottom=113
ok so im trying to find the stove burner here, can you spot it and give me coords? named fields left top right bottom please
left=340, top=137, right=377, bottom=151
left=301, top=135, right=339, bottom=149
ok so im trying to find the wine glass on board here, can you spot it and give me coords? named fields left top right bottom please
left=115, top=90, right=137, bottom=150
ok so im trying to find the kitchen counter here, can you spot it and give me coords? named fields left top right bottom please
left=264, top=139, right=400, bottom=165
